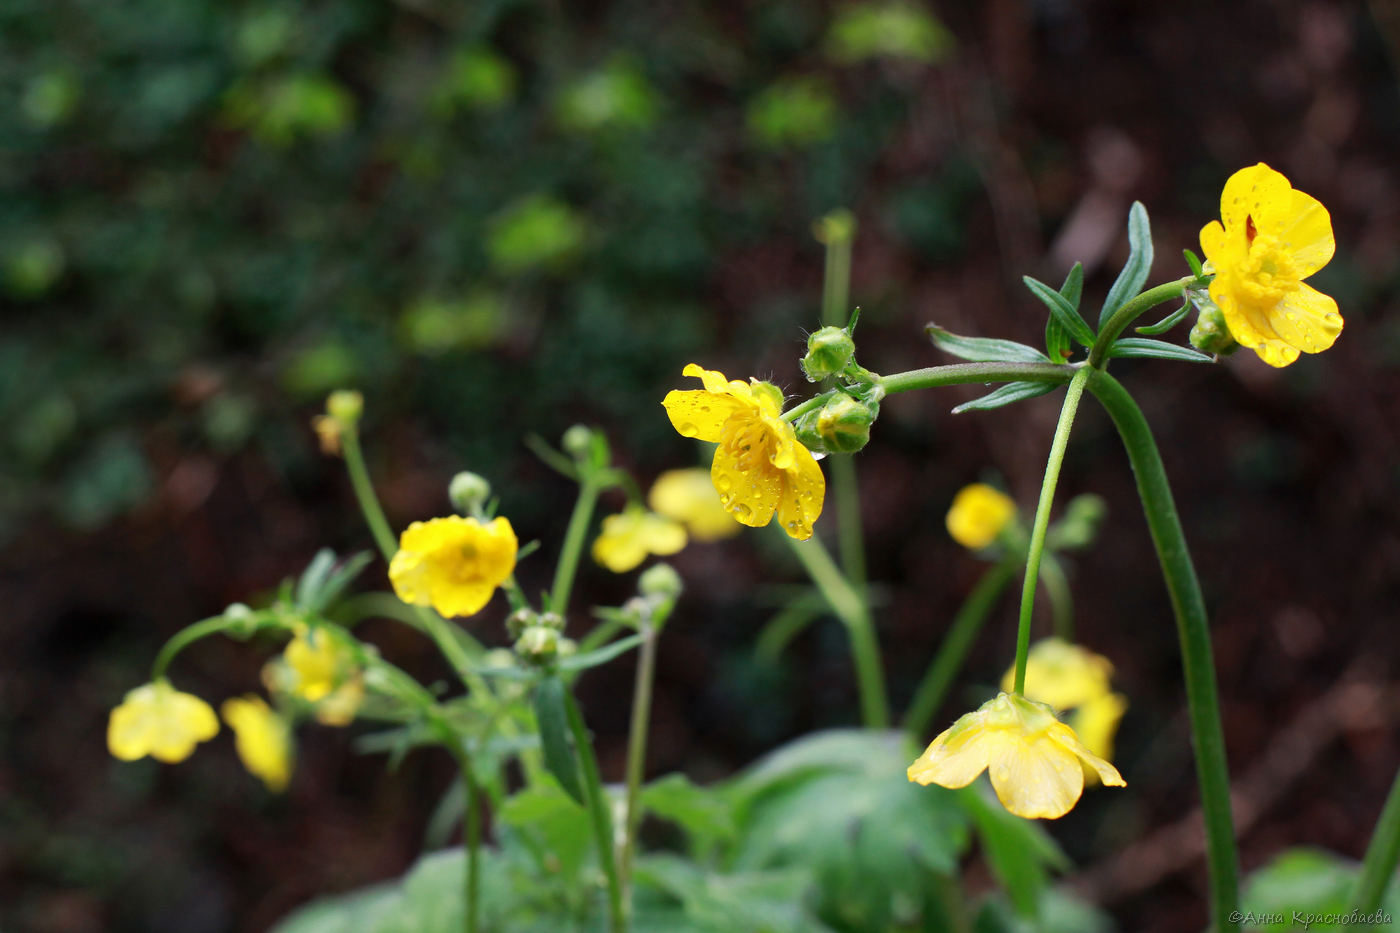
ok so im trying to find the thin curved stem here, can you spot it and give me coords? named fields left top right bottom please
left=1086, top=369, right=1239, bottom=932
left=620, top=622, right=658, bottom=905
left=551, top=478, right=601, bottom=615
left=152, top=615, right=241, bottom=680
left=1353, top=765, right=1400, bottom=911
left=1087, top=278, right=1192, bottom=368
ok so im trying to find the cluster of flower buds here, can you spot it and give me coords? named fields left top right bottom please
left=508, top=609, right=574, bottom=665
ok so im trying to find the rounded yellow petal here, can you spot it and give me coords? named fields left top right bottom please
left=1046, top=719, right=1126, bottom=788
left=648, top=468, right=742, bottom=541
left=389, top=515, right=517, bottom=618
left=711, top=435, right=781, bottom=528
left=662, top=389, right=743, bottom=442
left=946, top=483, right=1016, bottom=550
left=1070, top=691, right=1127, bottom=765
left=107, top=682, right=219, bottom=764
left=592, top=509, right=687, bottom=573
left=1218, top=163, right=1291, bottom=236
left=774, top=442, right=825, bottom=541
left=283, top=630, right=342, bottom=702
left=1277, top=188, right=1335, bottom=277
left=907, top=716, right=1006, bottom=789
left=222, top=695, right=293, bottom=792
left=987, top=729, right=1085, bottom=820
left=1268, top=282, right=1342, bottom=357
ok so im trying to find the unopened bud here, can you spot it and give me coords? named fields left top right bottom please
left=750, top=380, right=785, bottom=411
left=561, top=424, right=594, bottom=458
left=801, top=326, right=856, bottom=382
left=537, top=610, right=566, bottom=633
left=326, top=390, right=363, bottom=424
left=1189, top=298, right=1239, bottom=356
left=1048, top=493, right=1108, bottom=551
left=815, top=393, right=879, bottom=454
left=515, top=624, right=559, bottom=662
left=506, top=608, right=537, bottom=640
left=449, top=471, right=491, bottom=514
left=638, top=563, right=682, bottom=601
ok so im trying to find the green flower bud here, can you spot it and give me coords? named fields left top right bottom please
left=326, top=390, right=364, bottom=424
left=750, top=380, right=786, bottom=411
left=448, top=471, right=491, bottom=514
left=561, top=424, right=594, bottom=457
left=1047, top=493, right=1108, bottom=551
left=792, top=409, right=832, bottom=455
left=638, top=562, right=682, bottom=601
left=506, top=608, right=537, bottom=639
left=537, top=610, right=566, bottom=633
left=1189, top=299, right=1239, bottom=356
left=515, top=624, right=559, bottom=662
left=557, top=637, right=578, bottom=658
left=801, top=326, right=856, bottom=382
left=815, top=393, right=879, bottom=454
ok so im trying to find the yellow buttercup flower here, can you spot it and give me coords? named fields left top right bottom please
left=107, top=681, right=219, bottom=764
left=222, top=695, right=293, bottom=792
left=592, top=506, right=687, bottom=573
left=648, top=468, right=742, bottom=541
left=661, top=364, right=824, bottom=540
left=276, top=627, right=364, bottom=726
left=1000, top=637, right=1114, bottom=712
left=946, top=483, right=1016, bottom=550
left=908, top=692, right=1124, bottom=819
left=1199, top=163, right=1341, bottom=368
left=389, top=515, right=518, bottom=617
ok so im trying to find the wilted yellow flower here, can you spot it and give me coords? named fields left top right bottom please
left=1000, top=637, right=1114, bottom=712
left=1071, top=691, right=1128, bottom=784
left=662, top=364, right=824, bottom=540
left=274, top=627, right=363, bottom=726
left=222, top=695, right=293, bottom=792
left=389, top=515, right=518, bottom=617
left=592, top=506, right=687, bottom=573
left=108, top=681, right=219, bottom=764
left=1199, top=163, right=1341, bottom=368
left=908, top=692, right=1124, bottom=819
left=946, top=483, right=1016, bottom=550
left=648, top=468, right=742, bottom=541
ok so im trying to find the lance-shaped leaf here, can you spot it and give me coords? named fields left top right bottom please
left=1023, top=276, right=1094, bottom=347
left=1099, top=201, right=1154, bottom=328
left=1045, top=263, right=1085, bottom=362
left=1106, top=338, right=1213, bottom=363
left=952, top=381, right=1059, bottom=414
left=533, top=677, right=585, bottom=804
left=926, top=325, right=1050, bottom=363
left=1135, top=301, right=1191, bottom=336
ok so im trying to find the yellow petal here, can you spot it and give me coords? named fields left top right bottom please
left=1219, top=163, right=1291, bottom=235
left=1071, top=692, right=1127, bottom=763
left=987, top=730, right=1085, bottom=819
left=108, top=682, right=219, bottom=764
left=1047, top=720, right=1126, bottom=787
left=662, top=389, right=743, bottom=442
left=389, top=516, right=517, bottom=618
left=1277, top=188, right=1335, bottom=277
left=1268, top=282, right=1342, bottom=357
left=1001, top=638, right=1114, bottom=712
left=907, top=716, right=1002, bottom=788
left=711, top=438, right=781, bottom=528
left=947, top=484, right=1016, bottom=550
left=222, top=695, right=293, bottom=792
left=774, top=443, right=825, bottom=540
left=648, top=468, right=742, bottom=541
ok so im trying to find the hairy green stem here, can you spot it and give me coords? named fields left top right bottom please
left=1088, top=278, right=1192, bottom=368
left=1086, top=369, right=1239, bottom=932
left=879, top=361, right=1076, bottom=396
left=551, top=478, right=601, bottom=615
left=1012, top=367, right=1090, bottom=694
left=1353, top=764, right=1400, bottom=910
left=902, top=560, right=1016, bottom=738
left=563, top=692, right=626, bottom=933
left=620, top=622, right=659, bottom=904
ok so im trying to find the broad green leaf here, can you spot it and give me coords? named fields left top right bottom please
left=1241, top=847, right=1400, bottom=931
left=952, top=381, right=1058, bottom=414
left=1106, top=338, right=1213, bottom=363
left=498, top=785, right=593, bottom=885
left=1134, top=301, right=1190, bottom=336
left=926, top=325, right=1050, bottom=363
left=1023, top=276, right=1094, bottom=347
left=973, top=888, right=1112, bottom=933
left=1098, top=201, right=1154, bottom=328
left=532, top=677, right=584, bottom=804
left=962, top=787, right=1069, bottom=917
left=640, top=773, right=737, bottom=856
left=637, top=855, right=835, bottom=933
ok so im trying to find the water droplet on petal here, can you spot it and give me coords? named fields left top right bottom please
left=678, top=421, right=698, bottom=437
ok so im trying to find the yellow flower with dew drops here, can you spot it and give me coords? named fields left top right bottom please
left=999, top=637, right=1114, bottom=712
left=1199, top=163, right=1341, bottom=368
left=648, top=468, right=742, bottom=541
left=661, top=364, right=824, bottom=540
left=107, top=681, right=219, bottom=764
left=907, top=692, right=1124, bottom=819
left=946, top=483, right=1016, bottom=551
left=267, top=626, right=365, bottom=726
left=591, top=506, right=687, bottom=573
left=389, top=515, right=518, bottom=618
left=222, top=695, right=293, bottom=792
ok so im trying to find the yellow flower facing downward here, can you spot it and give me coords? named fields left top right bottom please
left=908, top=692, right=1124, bottom=819
left=592, top=506, right=687, bottom=573
left=222, top=695, right=293, bottom=792
left=272, top=626, right=364, bottom=726
left=1000, top=637, right=1114, bottom=712
left=648, top=468, right=742, bottom=541
left=389, top=515, right=518, bottom=618
left=1199, top=163, right=1341, bottom=368
left=946, top=483, right=1016, bottom=550
left=108, top=681, right=219, bottom=764
left=662, top=364, right=824, bottom=540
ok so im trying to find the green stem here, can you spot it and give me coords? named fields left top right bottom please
left=1354, top=765, right=1400, bottom=911
left=551, top=478, right=601, bottom=615
left=755, top=596, right=825, bottom=661
left=1086, top=369, right=1239, bottom=932
left=1038, top=552, right=1074, bottom=641
left=341, top=425, right=399, bottom=562
left=879, top=361, right=1076, bottom=396
left=454, top=754, right=482, bottom=933
left=820, top=212, right=853, bottom=328
left=786, top=534, right=890, bottom=728
left=1012, top=367, right=1090, bottom=694
left=620, top=622, right=659, bottom=903
left=1088, top=278, right=1192, bottom=368
left=152, top=615, right=242, bottom=680
left=563, top=692, right=626, bottom=933
left=902, top=560, right=1016, bottom=738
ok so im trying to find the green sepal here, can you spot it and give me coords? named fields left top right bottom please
left=1098, top=201, right=1154, bottom=328
left=926, top=324, right=1050, bottom=363
left=1134, top=301, right=1191, bottom=336
left=1023, top=276, right=1094, bottom=347
left=1106, top=337, right=1213, bottom=363
left=1183, top=247, right=1204, bottom=279
left=532, top=676, right=585, bottom=804
left=952, top=380, right=1058, bottom=414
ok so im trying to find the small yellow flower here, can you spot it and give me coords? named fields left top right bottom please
left=107, top=681, right=219, bottom=764
left=274, top=627, right=363, bottom=726
left=648, top=468, right=742, bottom=541
left=907, top=692, right=1124, bottom=819
left=389, top=515, right=518, bottom=617
left=1199, top=163, right=1341, bottom=368
left=661, top=364, right=824, bottom=540
left=591, top=506, right=687, bottom=573
left=999, top=637, right=1114, bottom=712
left=946, top=483, right=1016, bottom=550
left=1071, top=691, right=1128, bottom=785
left=222, top=695, right=293, bottom=792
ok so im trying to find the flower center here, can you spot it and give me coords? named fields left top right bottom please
left=1237, top=231, right=1300, bottom=306
left=721, top=415, right=775, bottom=474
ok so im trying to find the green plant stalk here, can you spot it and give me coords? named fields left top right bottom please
left=1011, top=368, right=1090, bottom=693
left=1039, top=552, right=1074, bottom=641
left=755, top=597, right=824, bottom=661
left=441, top=746, right=482, bottom=933
left=820, top=213, right=853, bottom=329
left=786, top=534, right=890, bottom=728
left=902, top=560, right=1016, bottom=738
left=1088, top=277, right=1192, bottom=368
left=880, top=361, right=1076, bottom=396
left=551, top=477, right=601, bottom=614
left=1354, top=762, right=1400, bottom=909
left=563, top=692, right=626, bottom=933
left=619, top=622, right=658, bottom=903
left=151, top=614, right=240, bottom=680
left=1087, top=369, right=1239, bottom=932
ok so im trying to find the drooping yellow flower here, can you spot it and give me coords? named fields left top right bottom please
left=273, top=626, right=364, bottom=726
left=389, top=515, right=518, bottom=617
left=107, top=681, right=219, bottom=764
left=999, top=637, right=1114, bottom=712
left=1199, top=163, right=1341, bottom=368
left=908, top=692, right=1124, bottom=819
left=222, top=695, right=293, bottom=792
left=661, top=364, right=824, bottom=540
left=946, top=483, right=1016, bottom=550
left=591, top=506, right=687, bottom=573
left=648, top=468, right=742, bottom=541
left=1071, top=691, right=1128, bottom=785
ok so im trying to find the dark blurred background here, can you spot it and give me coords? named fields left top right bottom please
left=4, top=0, right=1400, bottom=930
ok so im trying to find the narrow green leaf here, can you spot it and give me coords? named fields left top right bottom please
left=295, top=548, right=337, bottom=610
left=926, top=325, right=1050, bottom=363
left=555, top=632, right=645, bottom=671
left=1134, top=301, right=1191, bottom=336
left=308, top=551, right=373, bottom=613
left=1044, top=317, right=1071, bottom=363
left=1059, top=261, right=1084, bottom=308
left=533, top=677, right=585, bottom=804
left=951, top=380, right=1058, bottom=414
left=1183, top=248, right=1204, bottom=279
left=1023, top=276, right=1095, bottom=347
left=1107, top=337, right=1213, bottom=363
left=1098, top=201, right=1154, bottom=328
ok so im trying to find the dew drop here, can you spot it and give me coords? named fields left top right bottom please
left=1325, top=312, right=1341, bottom=326
left=678, top=421, right=699, bottom=437
left=994, top=766, right=1010, bottom=782
left=732, top=503, right=753, bottom=519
